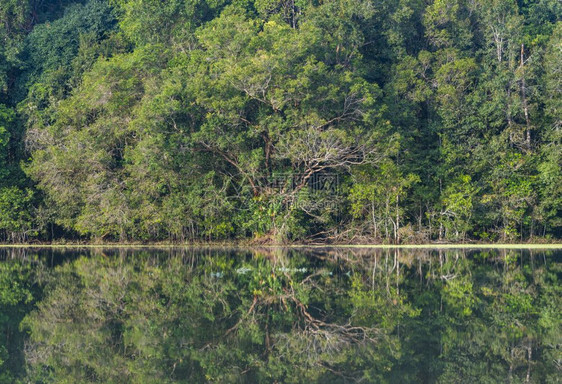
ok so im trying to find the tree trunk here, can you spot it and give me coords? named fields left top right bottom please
left=371, top=199, right=377, bottom=239
left=520, top=44, right=532, bottom=150
left=395, top=195, right=400, bottom=243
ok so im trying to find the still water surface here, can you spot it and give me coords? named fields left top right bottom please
left=0, top=247, right=560, bottom=383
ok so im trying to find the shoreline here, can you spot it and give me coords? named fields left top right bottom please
left=1, top=243, right=562, bottom=249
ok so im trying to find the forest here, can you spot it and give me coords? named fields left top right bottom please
left=0, top=0, right=560, bottom=243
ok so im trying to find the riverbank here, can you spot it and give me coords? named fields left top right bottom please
left=1, top=243, right=561, bottom=249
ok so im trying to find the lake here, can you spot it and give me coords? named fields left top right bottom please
left=0, top=247, right=560, bottom=383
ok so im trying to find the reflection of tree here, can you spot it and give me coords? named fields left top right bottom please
left=428, top=250, right=562, bottom=384
left=0, top=257, right=38, bottom=384
left=19, top=250, right=393, bottom=382
left=3, top=248, right=558, bottom=383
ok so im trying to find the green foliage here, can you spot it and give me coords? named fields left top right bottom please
left=350, top=160, right=419, bottom=241
left=0, top=104, right=14, bottom=182
left=0, top=0, right=560, bottom=243
left=18, top=0, right=117, bottom=99
left=439, top=175, right=479, bottom=240
left=110, top=0, right=228, bottom=46
left=0, top=187, right=34, bottom=242
left=537, top=22, right=562, bottom=236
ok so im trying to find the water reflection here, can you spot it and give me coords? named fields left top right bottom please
left=0, top=247, right=560, bottom=383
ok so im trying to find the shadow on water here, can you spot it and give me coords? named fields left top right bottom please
left=0, top=247, right=560, bottom=383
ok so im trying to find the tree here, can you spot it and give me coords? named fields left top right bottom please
left=536, top=22, right=562, bottom=237
left=350, top=160, right=419, bottom=242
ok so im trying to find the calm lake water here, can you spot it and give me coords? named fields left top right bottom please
left=0, top=247, right=560, bottom=383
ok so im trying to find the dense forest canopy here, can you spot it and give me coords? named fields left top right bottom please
left=0, top=0, right=560, bottom=243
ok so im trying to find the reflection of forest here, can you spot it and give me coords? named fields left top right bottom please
left=0, top=248, right=560, bottom=383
